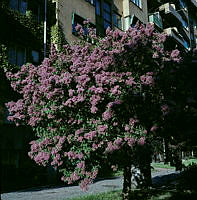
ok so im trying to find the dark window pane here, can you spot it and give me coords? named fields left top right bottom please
left=32, top=4, right=41, bottom=23
left=32, top=50, right=39, bottom=63
left=19, top=0, right=27, bottom=14
left=9, top=0, right=18, bottom=10
left=103, top=12, right=111, bottom=22
left=17, top=47, right=26, bottom=66
left=113, top=13, right=122, bottom=29
left=96, top=0, right=101, bottom=15
left=103, top=1, right=110, bottom=12
left=8, top=47, right=16, bottom=65
left=104, top=20, right=111, bottom=29
left=103, top=1, right=111, bottom=30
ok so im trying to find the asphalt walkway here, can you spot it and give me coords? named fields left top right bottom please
left=1, top=168, right=179, bottom=200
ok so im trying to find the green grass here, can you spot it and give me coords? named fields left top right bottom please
left=68, top=189, right=197, bottom=200
left=112, top=170, right=123, bottom=177
left=68, top=190, right=122, bottom=200
left=151, top=158, right=197, bottom=169
left=182, top=158, right=197, bottom=166
left=151, top=162, right=175, bottom=169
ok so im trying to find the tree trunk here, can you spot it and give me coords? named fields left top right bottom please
left=122, top=165, right=131, bottom=200
left=130, top=158, right=152, bottom=189
left=141, top=162, right=152, bottom=188
left=121, top=143, right=152, bottom=199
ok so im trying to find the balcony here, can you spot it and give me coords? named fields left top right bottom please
left=159, top=3, right=183, bottom=25
left=194, top=28, right=197, bottom=37
left=149, top=12, right=163, bottom=29
left=164, top=27, right=186, bottom=49
left=177, top=7, right=188, bottom=21
left=191, top=0, right=197, bottom=8
left=181, top=26, right=190, bottom=40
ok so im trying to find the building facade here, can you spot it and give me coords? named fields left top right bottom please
left=53, top=0, right=197, bottom=50
left=53, top=0, right=148, bottom=41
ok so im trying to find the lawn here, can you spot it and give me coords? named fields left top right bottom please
left=151, top=162, right=175, bottom=169
left=68, top=189, right=197, bottom=200
left=68, top=190, right=122, bottom=200
left=151, top=158, right=197, bottom=170
left=182, top=158, right=197, bottom=166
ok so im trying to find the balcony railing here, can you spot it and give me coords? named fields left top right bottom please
left=182, top=26, right=190, bottom=40
left=194, top=28, right=197, bottom=37
left=149, top=12, right=163, bottom=29
left=191, top=0, right=197, bottom=8
left=159, top=3, right=183, bottom=24
left=164, top=27, right=189, bottom=49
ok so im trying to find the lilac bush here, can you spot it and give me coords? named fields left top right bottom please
left=6, top=23, right=180, bottom=199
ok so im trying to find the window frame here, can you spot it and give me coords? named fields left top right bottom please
left=72, top=13, right=95, bottom=36
left=8, top=46, right=26, bottom=66
left=9, top=0, right=27, bottom=15
left=103, top=1, right=112, bottom=29
left=95, top=0, right=101, bottom=16
left=113, top=12, right=122, bottom=29
left=31, top=50, right=39, bottom=64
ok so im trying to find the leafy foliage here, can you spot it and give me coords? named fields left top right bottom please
left=177, top=163, right=197, bottom=192
left=0, top=4, right=43, bottom=41
left=6, top=23, right=180, bottom=192
left=0, top=44, right=8, bottom=70
left=51, top=23, right=67, bottom=50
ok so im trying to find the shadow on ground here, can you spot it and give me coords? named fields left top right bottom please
left=129, top=171, right=197, bottom=200
left=129, top=189, right=197, bottom=200
left=152, top=172, right=180, bottom=187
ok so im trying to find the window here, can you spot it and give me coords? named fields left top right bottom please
left=8, top=46, right=26, bottom=66
left=32, top=50, right=39, bottom=63
left=130, top=15, right=142, bottom=27
left=131, top=0, right=142, bottom=8
left=113, top=12, right=122, bottom=29
left=9, top=0, right=18, bottom=10
left=72, top=14, right=87, bottom=35
left=103, top=1, right=112, bottom=29
left=72, top=13, right=95, bottom=35
left=31, top=4, right=41, bottom=23
left=9, top=0, right=27, bottom=15
left=19, top=0, right=27, bottom=14
left=96, top=0, right=101, bottom=16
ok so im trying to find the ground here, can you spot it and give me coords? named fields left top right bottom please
left=1, top=168, right=177, bottom=200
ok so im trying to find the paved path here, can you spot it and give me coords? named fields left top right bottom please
left=1, top=168, right=178, bottom=200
